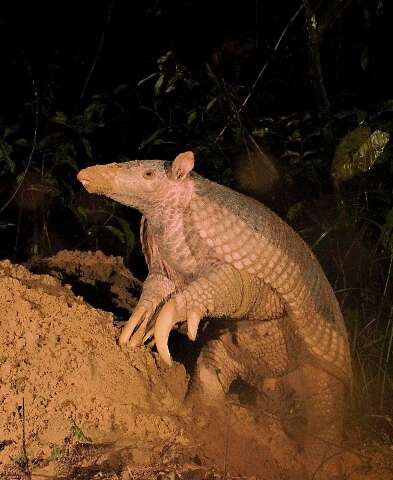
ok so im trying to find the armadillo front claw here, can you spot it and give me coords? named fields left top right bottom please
left=119, top=305, right=149, bottom=346
left=187, top=310, right=202, bottom=341
left=128, top=314, right=151, bottom=347
left=142, top=327, right=155, bottom=345
left=154, top=297, right=204, bottom=365
left=154, top=300, right=180, bottom=366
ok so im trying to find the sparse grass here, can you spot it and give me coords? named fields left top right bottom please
left=70, top=420, right=92, bottom=444
left=12, top=452, right=30, bottom=470
left=48, top=446, right=65, bottom=463
left=312, top=194, right=393, bottom=446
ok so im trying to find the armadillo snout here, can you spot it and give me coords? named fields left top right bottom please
left=77, top=169, right=91, bottom=188
left=77, top=166, right=113, bottom=194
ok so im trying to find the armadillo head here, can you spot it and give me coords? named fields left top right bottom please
left=77, top=151, right=195, bottom=216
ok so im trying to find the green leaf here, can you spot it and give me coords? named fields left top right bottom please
left=206, top=97, right=217, bottom=112
left=165, top=78, right=176, bottom=93
left=333, top=110, right=354, bottom=120
left=3, top=124, right=20, bottom=139
left=69, top=114, right=84, bottom=134
left=303, top=150, right=318, bottom=159
left=50, top=111, right=68, bottom=125
left=104, top=225, right=125, bottom=244
left=81, top=137, right=93, bottom=159
left=0, top=139, right=15, bottom=173
left=38, top=135, right=51, bottom=149
left=381, top=208, right=393, bottom=253
left=84, top=101, right=107, bottom=131
left=52, top=157, right=79, bottom=172
left=140, top=127, right=166, bottom=150
left=157, top=50, right=174, bottom=68
left=187, top=110, right=198, bottom=125
left=49, top=446, right=64, bottom=462
left=53, top=143, right=78, bottom=171
left=0, top=222, right=15, bottom=230
left=76, top=206, right=88, bottom=220
left=281, top=150, right=301, bottom=161
left=289, top=129, right=302, bottom=141
left=70, top=422, right=92, bottom=443
left=286, top=202, right=303, bottom=222
left=285, top=119, right=300, bottom=128
left=332, top=127, right=390, bottom=181
left=154, top=74, right=165, bottom=96
left=360, top=47, right=369, bottom=71
left=14, top=138, right=31, bottom=147
left=381, top=99, right=393, bottom=113
left=116, top=217, right=135, bottom=251
left=113, top=83, right=129, bottom=95
left=252, top=127, right=269, bottom=139
left=304, top=131, right=321, bottom=142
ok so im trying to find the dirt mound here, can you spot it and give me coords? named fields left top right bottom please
left=0, top=259, right=187, bottom=476
left=27, top=249, right=142, bottom=317
left=1, top=255, right=392, bottom=479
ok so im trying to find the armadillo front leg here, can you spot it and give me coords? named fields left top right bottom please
left=154, top=264, right=284, bottom=365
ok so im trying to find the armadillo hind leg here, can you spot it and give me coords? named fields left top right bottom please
left=234, top=318, right=298, bottom=416
left=288, top=363, right=345, bottom=480
left=186, top=332, right=243, bottom=407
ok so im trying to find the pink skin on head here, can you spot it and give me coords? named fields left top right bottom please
left=77, top=152, right=197, bottom=357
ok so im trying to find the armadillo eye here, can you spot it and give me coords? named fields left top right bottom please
left=143, top=170, right=155, bottom=179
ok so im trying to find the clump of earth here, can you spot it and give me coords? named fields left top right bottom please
left=0, top=252, right=392, bottom=479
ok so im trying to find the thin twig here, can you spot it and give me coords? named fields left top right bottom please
left=80, top=0, right=115, bottom=100
left=216, top=3, right=304, bottom=141
left=383, top=252, right=393, bottom=297
left=21, top=397, right=32, bottom=480
left=0, top=51, right=38, bottom=214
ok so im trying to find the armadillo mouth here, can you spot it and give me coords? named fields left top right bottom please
left=77, top=168, right=112, bottom=195
left=77, top=176, right=90, bottom=188
left=77, top=170, right=97, bottom=193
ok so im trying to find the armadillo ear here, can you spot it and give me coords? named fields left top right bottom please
left=171, top=151, right=195, bottom=180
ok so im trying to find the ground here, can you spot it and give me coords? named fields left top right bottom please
left=0, top=252, right=392, bottom=479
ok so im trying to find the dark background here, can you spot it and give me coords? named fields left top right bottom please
left=1, top=1, right=392, bottom=122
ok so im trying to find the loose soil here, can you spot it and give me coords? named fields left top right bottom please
left=0, top=252, right=392, bottom=479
